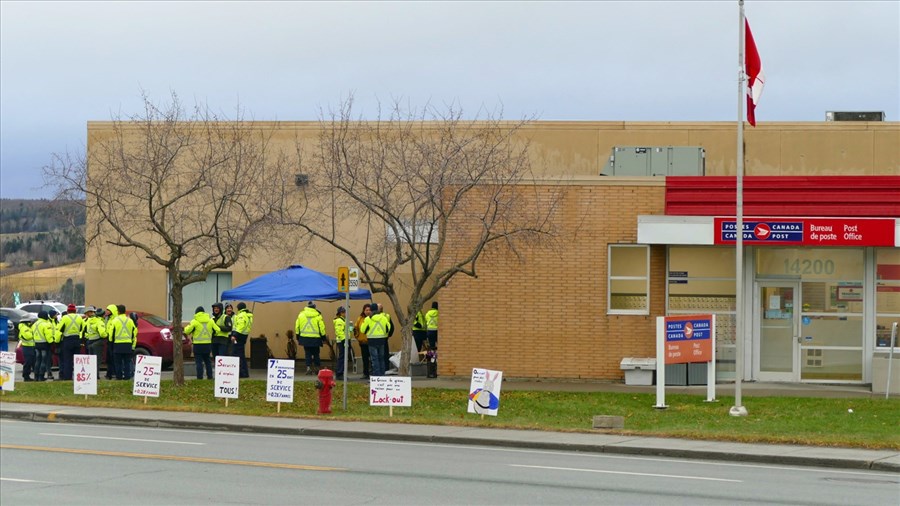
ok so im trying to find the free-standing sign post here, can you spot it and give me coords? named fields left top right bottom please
left=73, top=354, right=97, bottom=398
left=369, top=376, right=411, bottom=417
left=214, top=355, right=240, bottom=406
left=655, top=314, right=716, bottom=409
left=133, top=355, right=163, bottom=403
left=0, top=351, right=16, bottom=393
left=338, top=266, right=360, bottom=411
left=886, top=322, right=898, bottom=400
left=266, top=359, right=295, bottom=412
left=468, top=368, right=503, bottom=419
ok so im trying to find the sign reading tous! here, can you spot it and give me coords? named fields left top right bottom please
left=214, top=356, right=240, bottom=399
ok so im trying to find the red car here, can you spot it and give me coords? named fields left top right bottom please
left=15, top=311, right=192, bottom=370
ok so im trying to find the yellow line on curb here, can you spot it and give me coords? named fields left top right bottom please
left=0, top=444, right=343, bottom=472
left=47, top=412, right=57, bottom=421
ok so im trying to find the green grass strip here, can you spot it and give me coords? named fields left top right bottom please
left=2, top=380, right=897, bottom=450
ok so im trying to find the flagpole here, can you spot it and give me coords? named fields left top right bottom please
left=731, top=0, right=748, bottom=417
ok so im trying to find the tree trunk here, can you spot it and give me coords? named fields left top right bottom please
left=399, top=324, right=413, bottom=376
left=169, top=268, right=185, bottom=387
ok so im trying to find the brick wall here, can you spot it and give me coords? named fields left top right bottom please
left=439, top=179, right=666, bottom=380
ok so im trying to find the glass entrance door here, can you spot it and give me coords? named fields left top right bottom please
left=756, top=281, right=800, bottom=381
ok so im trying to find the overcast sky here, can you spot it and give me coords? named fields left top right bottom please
left=1, top=1, right=898, bottom=199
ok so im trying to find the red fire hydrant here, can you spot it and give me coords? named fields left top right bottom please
left=315, top=368, right=335, bottom=414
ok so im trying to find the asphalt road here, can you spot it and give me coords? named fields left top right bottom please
left=1, top=420, right=898, bottom=505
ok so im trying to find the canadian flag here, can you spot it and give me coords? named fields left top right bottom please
left=745, top=18, right=765, bottom=126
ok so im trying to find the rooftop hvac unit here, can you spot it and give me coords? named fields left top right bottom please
left=603, top=146, right=705, bottom=176
left=825, top=111, right=885, bottom=121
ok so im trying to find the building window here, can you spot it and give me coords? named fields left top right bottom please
left=876, top=248, right=900, bottom=351
left=667, top=246, right=736, bottom=380
left=385, top=219, right=439, bottom=244
left=608, top=244, right=649, bottom=315
left=178, top=272, right=233, bottom=322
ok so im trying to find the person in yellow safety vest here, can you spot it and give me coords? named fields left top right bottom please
left=103, top=304, right=119, bottom=380
left=231, top=302, right=253, bottom=378
left=413, top=309, right=427, bottom=353
left=108, top=304, right=137, bottom=380
left=295, top=302, right=326, bottom=375
left=425, top=301, right=439, bottom=351
left=332, top=306, right=347, bottom=380
left=81, top=306, right=107, bottom=364
left=360, top=303, right=391, bottom=378
left=184, top=306, right=220, bottom=380
left=47, top=309, right=61, bottom=380
left=377, top=303, right=394, bottom=373
left=32, top=311, right=56, bottom=381
left=354, top=305, right=371, bottom=380
left=17, top=320, right=36, bottom=381
left=57, top=303, right=85, bottom=381
left=210, top=303, right=233, bottom=361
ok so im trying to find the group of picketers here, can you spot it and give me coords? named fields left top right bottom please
left=292, top=300, right=439, bottom=381
left=16, top=298, right=437, bottom=384
left=182, top=302, right=254, bottom=380
left=16, top=303, right=141, bottom=382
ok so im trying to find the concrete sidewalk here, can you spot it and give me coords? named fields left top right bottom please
left=1, top=401, right=898, bottom=473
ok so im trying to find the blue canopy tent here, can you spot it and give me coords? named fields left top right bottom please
left=221, top=265, right=372, bottom=303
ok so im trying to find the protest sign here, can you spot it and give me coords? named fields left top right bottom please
left=133, top=354, right=162, bottom=400
left=73, top=354, right=97, bottom=396
left=0, top=351, right=15, bottom=392
left=266, top=359, right=294, bottom=410
left=369, top=376, right=412, bottom=406
left=467, top=368, right=503, bottom=416
left=214, top=355, right=240, bottom=402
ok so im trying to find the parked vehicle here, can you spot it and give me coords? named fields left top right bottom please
left=15, top=311, right=192, bottom=370
left=0, top=307, right=38, bottom=340
left=133, top=312, right=193, bottom=367
left=16, top=300, right=67, bottom=319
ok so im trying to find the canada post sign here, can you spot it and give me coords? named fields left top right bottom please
left=665, top=315, right=712, bottom=364
left=714, top=218, right=895, bottom=246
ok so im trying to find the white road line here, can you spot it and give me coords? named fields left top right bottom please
left=39, top=433, right=203, bottom=445
left=19, top=424, right=895, bottom=479
left=511, top=464, right=743, bottom=483
left=1, top=477, right=52, bottom=483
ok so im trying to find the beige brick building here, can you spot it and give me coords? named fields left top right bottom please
left=86, top=120, right=900, bottom=384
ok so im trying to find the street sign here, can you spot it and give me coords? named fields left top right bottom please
left=349, top=267, right=359, bottom=292
left=337, top=266, right=349, bottom=293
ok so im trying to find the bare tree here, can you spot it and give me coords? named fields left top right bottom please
left=44, top=91, right=295, bottom=386
left=292, top=98, right=559, bottom=375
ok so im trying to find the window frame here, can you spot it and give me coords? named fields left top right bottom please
left=607, top=244, right=650, bottom=315
left=874, top=248, right=900, bottom=353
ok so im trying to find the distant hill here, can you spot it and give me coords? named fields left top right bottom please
left=0, top=199, right=86, bottom=286
left=0, top=262, right=85, bottom=306
left=0, top=198, right=85, bottom=234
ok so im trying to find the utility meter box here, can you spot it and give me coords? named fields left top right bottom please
left=604, top=146, right=705, bottom=176
left=620, top=357, right=656, bottom=386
